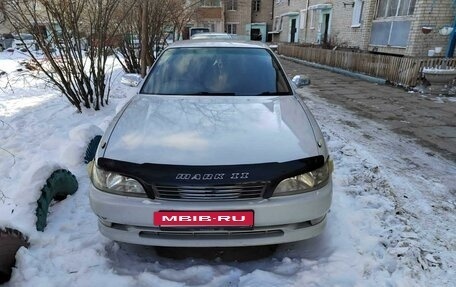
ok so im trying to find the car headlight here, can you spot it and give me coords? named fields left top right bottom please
left=89, top=161, right=146, bottom=196
left=273, top=159, right=333, bottom=196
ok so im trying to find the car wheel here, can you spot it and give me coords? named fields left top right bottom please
left=84, top=135, right=102, bottom=164
left=36, top=169, right=78, bottom=231
left=0, top=228, right=29, bottom=284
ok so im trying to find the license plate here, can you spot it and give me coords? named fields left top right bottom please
left=154, top=211, right=254, bottom=227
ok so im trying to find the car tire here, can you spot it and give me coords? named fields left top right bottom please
left=84, top=135, right=102, bottom=164
left=36, top=169, right=78, bottom=231
left=0, top=228, right=29, bottom=284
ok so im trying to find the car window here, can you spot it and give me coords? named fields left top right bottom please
left=141, top=47, right=292, bottom=96
left=15, top=34, right=34, bottom=40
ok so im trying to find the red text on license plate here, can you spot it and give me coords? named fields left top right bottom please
left=154, top=211, right=254, bottom=227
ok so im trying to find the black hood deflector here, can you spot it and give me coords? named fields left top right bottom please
left=97, top=156, right=324, bottom=198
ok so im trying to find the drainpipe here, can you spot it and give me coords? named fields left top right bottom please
left=304, top=0, right=309, bottom=43
left=445, top=14, right=456, bottom=57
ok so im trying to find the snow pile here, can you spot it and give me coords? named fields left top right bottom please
left=422, top=67, right=456, bottom=74
left=1, top=51, right=455, bottom=286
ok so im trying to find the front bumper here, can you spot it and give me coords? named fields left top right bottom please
left=89, top=179, right=332, bottom=247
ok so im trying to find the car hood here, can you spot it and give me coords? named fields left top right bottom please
left=102, top=95, right=320, bottom=166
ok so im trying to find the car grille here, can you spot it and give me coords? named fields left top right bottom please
left=153, top=183, right=267, bottom=201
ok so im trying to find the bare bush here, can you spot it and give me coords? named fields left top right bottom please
left=115, top=0, right=197, bottom=75
left=3, top=0, right=134, bottom=111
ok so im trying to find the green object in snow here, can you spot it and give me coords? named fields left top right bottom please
left=84, top=135, right=102, bottom=164
left=35, top=169, right=78, bottom=232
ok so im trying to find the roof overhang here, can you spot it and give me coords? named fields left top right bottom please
left=280, top=12, right=300, bottom=17
left=308, top=4, right=332, bottom=10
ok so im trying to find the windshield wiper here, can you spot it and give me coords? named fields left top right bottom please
left=187, top=92, right=236, bottom=95
left=257, top=92, right=291, bottom=95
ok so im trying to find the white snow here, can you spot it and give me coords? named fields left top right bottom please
left=1, top=51, right=455, bottom=286
left=422, top=67, right=456, bottom=73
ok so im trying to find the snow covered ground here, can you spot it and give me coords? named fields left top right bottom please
left=1, top=51, right=455, bottom=286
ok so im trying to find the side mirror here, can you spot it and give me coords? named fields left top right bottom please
left=268, top=44, right=278, bottom=53
left=121, top=73, right=142, bottom=87
left=292, top=75, right=311, bottom=88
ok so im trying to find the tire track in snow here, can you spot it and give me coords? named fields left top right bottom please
left=298, top=89, right=456, bottom=286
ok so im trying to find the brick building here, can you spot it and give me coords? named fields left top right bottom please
left=270, top=0, right=456, bottom=57
left=0, top=0, right=13, bottom=34
left=187, top=0, right=274, bottom=42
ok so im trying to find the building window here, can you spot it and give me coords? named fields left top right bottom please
left=201, top=0, right=221, bottom=7
left=226, top=23, right=237, bottom=34
left=352, top=0, right=364, bottom=27
left=376, top=0, right=416, bottom=18
left=371, top=0, right=415, bottom=47
left=227, top=0, right=237, bottom=11
left=253, top=0, right=260, bottom=12
left=309, top=10, right=314, bottom=29
left=300, top=9, right=307, bottom=29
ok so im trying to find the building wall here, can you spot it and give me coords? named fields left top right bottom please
left=329, top=1, right=364, bottom=48
left=367, top=0, right=455, bottom=57
left=0, top=21, right=13, bottom=34
left=302, top=0, right=332, bottom=45
left=329, top=0, right=379, bottom=51
left=272, top=0, right=456, bottom=57
left=0, top=1, right=50, bottom=35
left=251, top=0, right=274, bottom=28
left=193, top=6, right=225, bottom=33
left=188, top=1, right=275, bottom=40
left=271, top=0, right=302, bottom=42
left=360, top=0, right=377, bottom=50
left=271, top=0, right=371, bottom=48
left=224, top=0, right=252, bottom=35
left=406, top=0, right=454, bottom=57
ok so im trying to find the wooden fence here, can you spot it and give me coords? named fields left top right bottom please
left=278, top=44, right=456, bottom=87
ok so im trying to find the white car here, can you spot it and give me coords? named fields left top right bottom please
left=12, top=33, right=36, bottom=51
left=89, top=40, right=333, bottom=247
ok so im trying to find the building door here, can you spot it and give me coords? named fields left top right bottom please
left=322, top=13, right=330, bottom=44
left=249, top=23, right=267, bottom=42
left=318, top=9, right=331, bottom=46
left=251, top=28, right=262, bottom=41
left=290, top=18, right=297, bottom=42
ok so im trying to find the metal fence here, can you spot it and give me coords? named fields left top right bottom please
left=278, top=44, right=456, bottom=87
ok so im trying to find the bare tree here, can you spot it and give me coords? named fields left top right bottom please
left=115, top=0, right=197, bottom=75
left=170, top=0, right=200, bottom=41
left=3, top=0, right=134, bottom=111
left=115, top=1, right=141, bottom=74
left=140, top=0, right=148, bottom=77
left=0, top=0, right=6, bottom=25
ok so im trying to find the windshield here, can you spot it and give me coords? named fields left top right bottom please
left=141, top=47, right=292, bottom=96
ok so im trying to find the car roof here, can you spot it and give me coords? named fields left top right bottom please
left=168, top=39, right=270, bottom=49
left=192, top=33, right=231, bottom=36
left=191, top=33, right=232, bottom=39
